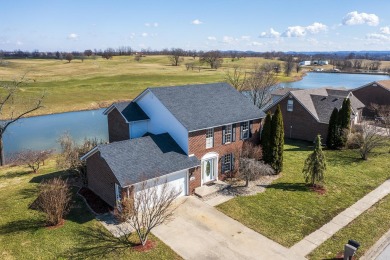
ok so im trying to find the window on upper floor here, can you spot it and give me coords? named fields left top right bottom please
left=287, top=99, right=294, bottom=112
left=241, top=121, right=249, bottom=140
left=206, top=128, right=214, bottom=148
left=225, top=124, right=232, bottom=143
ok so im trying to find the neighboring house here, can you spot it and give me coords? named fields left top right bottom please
left=81, top=83, right=265, bottom=207
left=352, top=80, right=390, bottom=118
left=265, top=87, right=365, bottom=142
left=299, top=61, right=311, bottom=66
left=271, top=88, right=301, bottom=104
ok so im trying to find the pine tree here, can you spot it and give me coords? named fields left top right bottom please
left=303, top=134, right=327, bottom=187
left=261, top=113, right=272, bottom=164
left=326, top=108, right=339, bottom=149
left=338, top=98, right=351, bottom=147
left=271, top=105, right=284, bottom=173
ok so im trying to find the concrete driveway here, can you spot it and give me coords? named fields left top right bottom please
left=152, top=197, right=305, bottom=260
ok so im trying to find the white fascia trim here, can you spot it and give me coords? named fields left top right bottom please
left=352, top=81, right=390, bottom=92
left=103, top=105, right=130, bottom=123
left=133, top=88, right=151, bottom=103
left=80, top=147, right=99, bottom=161
left=124, top=166, right=199, bottom=188
left=188, top=117, right=263, bottom=133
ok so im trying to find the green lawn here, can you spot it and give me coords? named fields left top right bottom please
left=0, top=55, right=299, bottom=117
left=217, top=139, right=390, bottom=247
left=0, top=161, right=181, bottom=260
left=309, top=194, right=390, bottom=259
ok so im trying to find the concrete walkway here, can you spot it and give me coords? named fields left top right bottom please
left=152, top=196, right=306, bottom=260
left=290, top=179, right=390, bottom=257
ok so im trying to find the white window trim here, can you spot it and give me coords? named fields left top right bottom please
left=206, top=128, right=214, bottom=149
left=241, top=121, right=249, bottom=140
left=225, top=124, right=232, bottom=144
left=287, top=99, right=294, bottom=112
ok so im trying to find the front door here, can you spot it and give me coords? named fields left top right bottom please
left=202, top=158, right=215, bottom=183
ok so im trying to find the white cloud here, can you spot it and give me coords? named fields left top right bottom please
left=342, top=11, right=379, bottom=26
left=366, top=33, right=390, bottom=41
left=380, top=26, right=390, bottom=34
left=67, top=33, right=78, bottom=40
left=192, top=19, right=203, bottom=25
left=260, top=28, right=280, bottom=38
left=251, top=41, right=263, bottom=46
left=241, top=35, right=251, bottom=41
left=207, top=36, right=217, bottom=41
left=16, top=40, right=23, bottom=46
left=145, top=22, right=159, bottom=27
left=306, top=22, right=328, bottom=34
left=222, top=36, right=234, bottom=44
left=141, top=32, right=148, bottom=37
left=281, top=22, right=327, bottom=37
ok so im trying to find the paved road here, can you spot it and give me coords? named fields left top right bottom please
left=152, top=196, right=305, bottom=260
left=376, top=242, right=390, bottom=260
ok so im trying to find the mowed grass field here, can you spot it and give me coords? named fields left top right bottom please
left=0, top=55, right=294, bottom=117
left=0, top=160, right=181, bottom=260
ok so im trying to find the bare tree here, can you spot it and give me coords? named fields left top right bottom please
left=225, top=66, right=246, bottom=90
left=200, top=50, right=223, bottom=69
left=57, top=133, right=101, bottom=185
left=0, top=77, right=44, bottom=166
left=352, top=121, right=388, bottom=160
left=8, top=149, right=53, bottom=173
left=36, top=178, right=71, bottom=226
left=84, top=49, right=93, bottom=57
left=370, top=104, right=390, bottom=136
left=284, top=55, right=294, bottom=76
left=237, top=143, right=274, bottom=187
left=115, top=178, right=181, bottom=246
left=244, top=64, right=279, bottom=108
left=65, top=53, right=73, bottom=63
left=168, top=48, right=184, bottom=66
left=102, top=48, right=114, bottom=60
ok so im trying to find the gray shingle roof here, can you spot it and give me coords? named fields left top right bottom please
left=96, top=133, right=200, bottom=187
left=112, top=101, right=150, bottom=122
left=148, top=82, right=265, bottom=131
left=267, top=87, right=365, bottom=124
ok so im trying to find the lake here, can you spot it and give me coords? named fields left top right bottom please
left=5, top=72, right=389, bottom=157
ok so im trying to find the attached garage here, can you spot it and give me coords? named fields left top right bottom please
left=134, top=170, right=188, bottom=199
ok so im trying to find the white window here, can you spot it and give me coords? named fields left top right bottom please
left=287, top=99, right=294, bottom=112
left=241, top=121, right=249, bottom=139
left=225, top=125, right=232, bottom=143
left=206, top=128, right=214, bottom=148
left=223, top=153, right=231, bottom=172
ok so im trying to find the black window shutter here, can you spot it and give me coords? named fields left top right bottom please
left=232, top=124, right=236, bottom=142
left=231, top=153, right=235, bottom=171
left=221, top=155, right=225, bottom=173
left=240, top=123, right=243, bottom=140
left=222, top=126, right=226, bottom=144
left=212, top=128, right=214, bottom=147
left=249, top=120, right=253, bottom=138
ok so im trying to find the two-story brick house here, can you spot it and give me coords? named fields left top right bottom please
left=81, top=83, right=265, bottom=207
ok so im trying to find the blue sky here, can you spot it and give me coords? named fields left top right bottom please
left=1, top=0, right=390, bottom=52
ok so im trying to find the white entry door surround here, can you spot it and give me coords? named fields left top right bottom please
left=201, top=152, right=219, bottom=185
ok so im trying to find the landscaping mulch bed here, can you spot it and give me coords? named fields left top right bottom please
left=78, top=187, right=113, bottom=214
left=133, top=240, right=156, bottom=252
left=309, top=184, right=327, bottom=195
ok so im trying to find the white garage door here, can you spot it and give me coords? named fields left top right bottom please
left=135, top=170, right=187, bottom=200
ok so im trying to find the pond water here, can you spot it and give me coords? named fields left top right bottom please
left=280, top=72, right=389, bottom=89
left=4, top=109, right=108, bottom=157
left=5, top=72, right=389, bottom=157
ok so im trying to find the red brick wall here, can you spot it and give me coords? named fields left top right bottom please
left=352, top=84, right=390, bottom=118
left=86, top=151, right=119, bottom=207
left=267, top=97, right=329, bottom=143
left=108, top=108, right=129, bottom=143
left=187, top=119, right=261, bottom=194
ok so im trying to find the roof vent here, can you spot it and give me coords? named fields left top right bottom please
left=321, top=97, right=327, bottom=101
left=373, top=84, right=377, bottom=86
left=332, top=98, right=338, bottom=102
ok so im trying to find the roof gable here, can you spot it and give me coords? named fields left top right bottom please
left=148, top=82, right=265, bottom=131
left=104, top=101, right=150, bottom=122
left=95, top=133, right=199, bottom=187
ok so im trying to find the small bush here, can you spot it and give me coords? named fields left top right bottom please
left=36, top=178, right=71, bottom=226
left=346, top=132, right=364, bottom=149
left=6, top=149, right=53, bottom=172
left=241, top=142, right=263, bottom=161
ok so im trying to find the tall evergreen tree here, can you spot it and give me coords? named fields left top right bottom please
left=338, top=98, right=351, bottom=147
left=271, top=105, right=284, bottom=173
left=326, top=108, right=339, bottom=149
left=261, top=113, right=272, bottom=164
left=303, top=134, right=327, bottom=187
